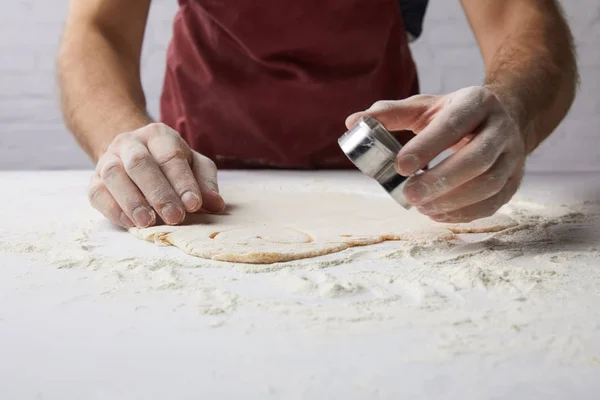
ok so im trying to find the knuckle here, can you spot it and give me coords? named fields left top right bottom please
left=145, top=184, right=179, bottom=206
left=110, top=133, right=127, bottom=147
left=123, top=151, right=152, bottom=172
left=147, top=122, right=163, bottom=130
left=147, top=122, right=172, bottom=136
left=99, top=159, right=123, bottom=180
left=370, top=100, right=394, bottom=112
left=156, top=149, right=187, bottom=168
left=109, top=131, right=138, bottom=150
left=88, top=182, right=105, bottom=204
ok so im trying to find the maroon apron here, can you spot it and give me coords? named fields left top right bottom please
left=161, top=0, right=419, bottom=169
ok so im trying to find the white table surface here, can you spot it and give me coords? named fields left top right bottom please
left=0, top=170, right=599, bottom=400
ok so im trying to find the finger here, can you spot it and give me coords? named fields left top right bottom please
left=401, top=122, right=507, bottom=205
left=416, top=153, right=519, bottom=215
left=345, top=95, right=436, bottom=131
left=448, top=133, right=476, bottom=153
left=147, top=133, right=202, bottom=213
left=395, top=87, right=495, bottom=176
left=429, top=169, right=522, bottom=223
left=120, top=141, right=186, bottom=225
left=191, top=153, right=225, bottom=212
left=98, top=155, right=156, bottom=228
left=88, top=175, right=134, bottom=228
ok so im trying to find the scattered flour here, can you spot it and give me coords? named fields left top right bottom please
left=1, top=198, right=600, bottom=358
left=0, top=232, right=53, bottom=254
left=270, top=270, right=366, bottom=298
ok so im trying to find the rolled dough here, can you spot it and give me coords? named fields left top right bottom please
left=130, top=188, right=517, bottom=264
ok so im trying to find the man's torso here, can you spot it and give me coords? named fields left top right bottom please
left=161, top=0, right=428, bottom=168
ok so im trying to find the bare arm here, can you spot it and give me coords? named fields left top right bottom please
left=57, top=0, right=224, bottom=229
left=58, top=0, right=152, bottom=161
left=345, top=1, right=577, bottom=222
left=461, top=0, right=578, bottom=152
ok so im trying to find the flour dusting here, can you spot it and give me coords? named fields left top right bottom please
left=1, top=195, right=600, bottom=359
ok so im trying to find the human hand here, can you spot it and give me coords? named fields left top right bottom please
left=346, top=86, right=526, bottom=223
left=89, top=123, right=225, bottom=228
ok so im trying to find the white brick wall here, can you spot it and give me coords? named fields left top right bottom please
left=1, top=0, right=598, bottom=171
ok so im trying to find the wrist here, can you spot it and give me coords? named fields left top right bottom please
left=91, top=113, right=153, bottom=162
left=483, top=84, right=536, bottom=152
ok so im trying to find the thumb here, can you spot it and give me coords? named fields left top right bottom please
left=345, top=95, right=437, bottom=132
left=345, top=111, right=369, bottom=129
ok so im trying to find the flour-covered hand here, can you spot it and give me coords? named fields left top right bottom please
left=89, top=123, right=225, bottom=228
left=346, top=86, right=526, bottom=223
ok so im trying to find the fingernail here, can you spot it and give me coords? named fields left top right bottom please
left=396, top=154, right=420, bottom=176
left=345, top=113, right=362, bottom=128
left=403, top=181, right=429, bottom=204
left=161, top=202, right=184, bottom=225
left=132, top=206, right=155, bottom=228
left=182, top=191, right=201, bottom=212
left=119, top=212, right=134, bottom=228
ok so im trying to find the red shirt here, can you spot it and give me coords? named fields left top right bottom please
left=161, top=0, right=419, bottom=169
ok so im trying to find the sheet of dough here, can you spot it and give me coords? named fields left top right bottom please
left=130, top=188, right=517, bottom=264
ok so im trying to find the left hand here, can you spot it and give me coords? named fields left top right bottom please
left=346, top=86, right=526, bottom=223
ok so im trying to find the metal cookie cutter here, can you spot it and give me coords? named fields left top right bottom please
left=338, top=116, right=417, bottom=209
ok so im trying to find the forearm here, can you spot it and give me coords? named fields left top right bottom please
left=480, top=2, right=577, bottom=153
left=58, top=23, right=151, bottom=162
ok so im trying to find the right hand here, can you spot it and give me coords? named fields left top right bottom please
left=89, top=123, right=225, bottom=228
